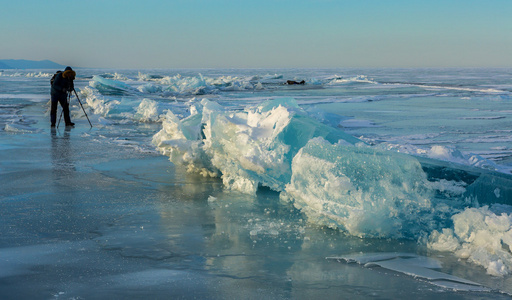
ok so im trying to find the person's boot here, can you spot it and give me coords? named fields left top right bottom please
left=65, top=122, right=75, bottom=127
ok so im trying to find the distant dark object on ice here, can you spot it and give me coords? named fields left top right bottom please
left=286, top=80, right=306, bottom=85
left=0, top=59, right=66, bottom=69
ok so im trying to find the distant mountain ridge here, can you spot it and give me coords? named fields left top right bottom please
left=0, top=59, right=66, bottom=69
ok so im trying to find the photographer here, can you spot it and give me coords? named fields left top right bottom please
left=50, top=66, right=75, bottom=127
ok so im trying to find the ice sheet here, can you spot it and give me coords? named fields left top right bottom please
left=328, top=252, right=491, bottom=292
left=2, top=68, right=512, bottom=298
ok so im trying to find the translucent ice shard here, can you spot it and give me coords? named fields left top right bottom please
left=91, top=75, right=139, bottom=95
left=328, top=252, right=491, bottom=292
left=284, top=138, right=433, bottom=238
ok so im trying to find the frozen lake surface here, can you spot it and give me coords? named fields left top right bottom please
left=1, top=68, right=512, bottom=299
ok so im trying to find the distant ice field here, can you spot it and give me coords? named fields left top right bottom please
left=76, top=68, right=512, bottom=169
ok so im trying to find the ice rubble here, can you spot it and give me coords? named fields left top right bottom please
left=94, top=71, right=508, bottom=102
left=428, top=205, right=512, bottom=276
left=153, top=97, right=361, bottom=193
left=96, top=72, right=269, bottom=97
left=326, top=75, right=377, bottom=85
left=153, top=97, right=434, bottom=237
left=0, top=71, right=51, bottom=78
left=80, top=87, right=171, bottom=123
left=152, top=97, right=512, bottom=275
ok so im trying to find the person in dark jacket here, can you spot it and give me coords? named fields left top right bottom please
left=50, top=66, right=75, bottom=127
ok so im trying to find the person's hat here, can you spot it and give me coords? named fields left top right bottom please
left=63, top=69, right=76, bottom=80
left=64, top=66, right=73, bottom=71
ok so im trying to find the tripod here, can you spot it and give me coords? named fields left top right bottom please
left=57, top=88, right=93, bottom=128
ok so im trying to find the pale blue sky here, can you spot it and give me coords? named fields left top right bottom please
left=1, top=0, right=511, bottom=68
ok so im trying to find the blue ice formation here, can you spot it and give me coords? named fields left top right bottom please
left=153, top=97, right=434, bottom=237
left=153, top=97, right=361, bottom=192
left=283, top=138, right=433, bottom=238
left=153, top=97, right=512, bottom=238
left=91, top=75, right=139, bottom=95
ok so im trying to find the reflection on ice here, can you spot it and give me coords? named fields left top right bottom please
left=104, top=269, right=206, bottom=291
left=0, top=242, right=94, bottom=278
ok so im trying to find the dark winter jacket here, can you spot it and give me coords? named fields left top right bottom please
left=51, top=70, right=75, bottom=99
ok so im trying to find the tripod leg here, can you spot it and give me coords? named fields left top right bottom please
left=73, top=89, right=93, bottom=127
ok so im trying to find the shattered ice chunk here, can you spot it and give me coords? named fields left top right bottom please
left=428, top=206, right=512, bottom=276
left=284, top=138, right=433, bottom=238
